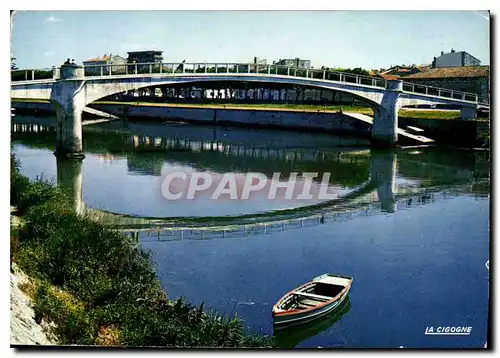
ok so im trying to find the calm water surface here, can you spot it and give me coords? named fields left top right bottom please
left=11, top=115, right=490, bottom=348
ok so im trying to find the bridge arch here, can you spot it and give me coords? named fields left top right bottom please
left=48, top=73, right=399, bottom=156
left=99, top=79, right=385, bottom=113
left=75, top=75, right=387, bottom=111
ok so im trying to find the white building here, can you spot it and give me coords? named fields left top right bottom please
left=431, top=49, right=481, bottom=68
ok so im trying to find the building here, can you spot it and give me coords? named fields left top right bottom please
left=378, top=64, right=430, bottom=78
left=253, top=57, right=267, bottom=65
left=403, top=66, right=490, bottom=104
left=127, top=50, right=164, bottom=72
left=83, top=54, right=127, bottom=75
left=275, top=58, right=311, bottom=69
left=432, top=49, right=481, bottom=68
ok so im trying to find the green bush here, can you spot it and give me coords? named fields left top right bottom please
left=11, top=154, right=273, bottom=347
left=11, top=155, right=29, bottom=207
left=11, top=154, right=65, bottom=215
left=33, top=282, right=96, bottom=345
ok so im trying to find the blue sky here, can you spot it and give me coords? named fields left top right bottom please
left=11, top=10, right=490, bottom=70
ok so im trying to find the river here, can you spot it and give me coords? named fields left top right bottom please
left=11, top=114, right=490, bottom=348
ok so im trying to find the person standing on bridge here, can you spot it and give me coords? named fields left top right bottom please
left=177, top=60, right=186, bottom=73
left=131, top=59, right=137, bottom=74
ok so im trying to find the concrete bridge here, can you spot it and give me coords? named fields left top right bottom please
left=11, top=61, right=483, bottom=156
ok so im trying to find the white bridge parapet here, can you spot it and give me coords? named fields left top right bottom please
left=13, top=61, right=483, bottom=103
left=11, top=61, right=484, bottom=154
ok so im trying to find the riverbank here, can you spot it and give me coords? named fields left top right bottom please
left=95, top=100, right=467, bottom=120
left=10, top=261, right=58, bottom=346
left=11, top=98, right=489, bottom=147
left=12, top=97, right=467, bottom=120
left=10, top=155, right=273, bottom=348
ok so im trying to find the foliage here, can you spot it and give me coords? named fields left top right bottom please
left=10, top=156, right=273, bottom=347
left=10, top=224, right=21, bottom=263
left=11, top=69, right=53, bottom=82
left=11, top=155, right=64, bottom=215
left=398, top=109, right=460, bottom=120
left=324, top=67, right=371, bottom=76
left=95, top=100, right=375, bottom=114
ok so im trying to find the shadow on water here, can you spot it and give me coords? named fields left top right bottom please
left=273, top=297, right=351, bottom=348
left=11, top=116, right=490, bottom=223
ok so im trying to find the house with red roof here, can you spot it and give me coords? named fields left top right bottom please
left=403, top=65, right=490, bottom=104
left=83, top=53, right=127, bottom=76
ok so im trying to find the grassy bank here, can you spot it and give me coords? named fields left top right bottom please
left=12, top=98, right=51, bottom=104
left=95, top=101, right=376, bottom=115
left=92, top=101, right=469, bottom=120
left=10, top=155, right=273, bottom=347
left=13, top=97, right=488, bottom=120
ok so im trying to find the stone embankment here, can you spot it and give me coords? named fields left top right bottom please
left=10, top=262, right=57, bottom=346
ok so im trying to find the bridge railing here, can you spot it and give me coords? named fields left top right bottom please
left=401, top=81, right=478, bottom=102
left=13, top=62, right=480, bottom=104
left=127, top=191, right=465, bottom=243
left=11, top=68, right=58, bottom=82
left=81, top=61, right=390, bottom=87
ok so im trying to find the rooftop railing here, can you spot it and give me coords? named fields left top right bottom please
left=12, top=62, right=481, bottom=104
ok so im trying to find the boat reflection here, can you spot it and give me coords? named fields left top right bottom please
left=273, top=296, right=351, bottom=348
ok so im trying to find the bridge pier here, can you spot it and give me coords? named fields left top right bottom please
left=372, top=80, right=402, bottom=147
left=460, top=105, right=478, bottom=121
left=370, top=150, right=397, bottom=213
left=56, top=156, right=85, bottom=215
left=50, top=63, right=86, bottom=158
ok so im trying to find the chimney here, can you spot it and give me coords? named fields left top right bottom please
left=451, top=48, right=455, bottom=53
left=441, top=51, right=444, bottom=56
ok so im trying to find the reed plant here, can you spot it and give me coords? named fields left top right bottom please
left=10, top=154, right=273, bottom=347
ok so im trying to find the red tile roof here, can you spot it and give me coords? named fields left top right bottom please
left=84, top=55, right=111, bottom=62
left=404, top=66, right=489, bottom=79
left=378, top=73, right=401, bottom=80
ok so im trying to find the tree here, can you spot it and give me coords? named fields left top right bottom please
left=11, top=57, right=18, bottom=70
left=330, top=67, right=370, bottom=76
left=348, top=67, right=370, bottom=76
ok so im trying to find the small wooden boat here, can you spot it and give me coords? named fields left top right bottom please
left=273, top=273, right=353, bottom=327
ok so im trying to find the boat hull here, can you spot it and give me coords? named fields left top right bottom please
left=273, top=290, right=349, bottom=328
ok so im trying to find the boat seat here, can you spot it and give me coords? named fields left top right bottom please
left=301, top=299, right=321, bottom=306
left=292, top=291, right=332, bottom=301
left=297, top=304, right=310, bottom=310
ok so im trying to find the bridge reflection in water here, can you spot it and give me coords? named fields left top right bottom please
left=56, top=156, right=84, bottom=214
left=12, top=120, right=488, bottom=242
left=54, top=146, right=398, bottom=231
